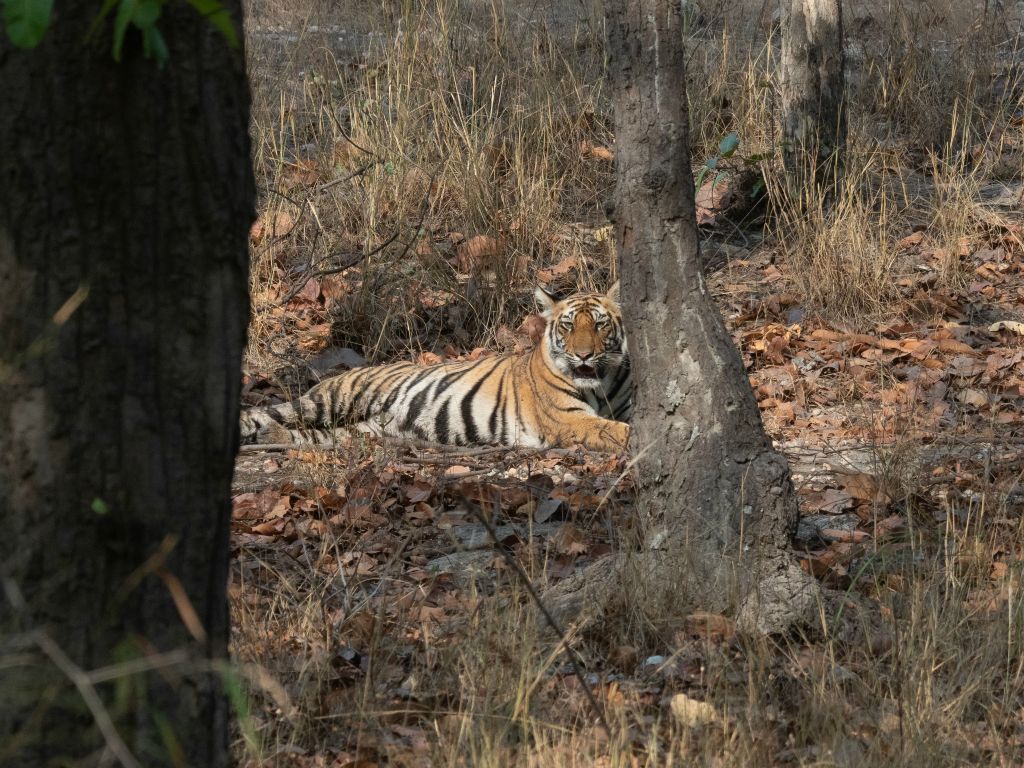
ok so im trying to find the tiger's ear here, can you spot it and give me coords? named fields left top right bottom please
left=606, top=280, right=621, bottom=304
left=534, top=286, right=558, bottom=317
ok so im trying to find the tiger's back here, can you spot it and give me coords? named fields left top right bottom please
left=240, top=284, right=631, bottom=451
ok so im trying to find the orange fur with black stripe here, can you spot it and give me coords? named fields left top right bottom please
left=240, top=284, right=632, bottom=451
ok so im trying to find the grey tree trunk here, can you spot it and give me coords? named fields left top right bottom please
left=0, top=4, right=253, bottom=766
left=606, top=0, right=818, bottom=634
left=780, top=0, right=846, bottom=196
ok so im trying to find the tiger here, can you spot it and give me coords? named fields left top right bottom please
left=240, top=283, right=633, bottom=452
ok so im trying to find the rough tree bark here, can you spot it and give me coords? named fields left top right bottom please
left=603, top=0, right=818, bottom=634
left=780, top=0, right=846, bottom=195
left=0, top=4, right=253, bottom=766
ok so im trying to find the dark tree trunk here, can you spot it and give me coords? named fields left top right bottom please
left=606, top=0, right=817, bottom=633
left=0, top=4, right=253, bottom=766
left=780, top=0, right=846, bottom=196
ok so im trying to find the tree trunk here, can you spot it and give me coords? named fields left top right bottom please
left=605, top=0, right=818, bottom=634
left=780, top=0, right=846, bottom=196
left=0, top=4, right=253, bottom=766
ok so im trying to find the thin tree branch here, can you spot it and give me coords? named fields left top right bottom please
left=32, top=631, right=142, bottom=768
left=279, top=231, right=399, bottom=304
left=460, top=496, right=612, bottom=738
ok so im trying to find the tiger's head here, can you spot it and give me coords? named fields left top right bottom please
left=534, top=282, right=629, bottom=390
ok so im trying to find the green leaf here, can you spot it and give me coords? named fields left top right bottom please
left=91, top=498, right=110, bottom=515
left=152, top=710, right=187, bottom=767
left=186, top=0, right=238, bottom=48
left=142, top=24, right=169, bottom=64
left=383, top=161, right=396, bottom=176
left=705, top=156, right=718, bottom=171
left=221, top=664, right=261, bottom=755
left=3, top=0, right=53, bottom=48
left=718, top=131, right=740, bottom=158
left=131, top=0, right=161, bottom=29
left=86, top=0, right=120, bottom=42
left=112, top=0, right=137, bottom=61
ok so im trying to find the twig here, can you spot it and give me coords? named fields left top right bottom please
left=33, top=631, right=142, bottom=768
left=439, top=469, right=495, bottom=482
left=392, top=171, right=436, bottom=265
left=315, top=160, right=379, bottom=193
left=261, top=188, right=309, bottom=234
left=280, top=231, right=399, bottom=304
left=394, top=455, right=489, bottom=469
left=86, top=649, right=190, bottom=685
left=459, top=497, right=612, bottom=738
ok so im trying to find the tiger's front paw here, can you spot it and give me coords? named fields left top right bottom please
left=583, top=419, right=629, bottom=452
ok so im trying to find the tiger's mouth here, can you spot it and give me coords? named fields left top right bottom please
left=573, top=364, right=600, bottom=380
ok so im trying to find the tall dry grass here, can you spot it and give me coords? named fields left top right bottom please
left=245, top=0, right=617, bottom=368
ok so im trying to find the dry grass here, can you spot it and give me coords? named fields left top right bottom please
left=234, top=0, right=1024, bottom=765
left=769, top=146, right=905, bottom=324
left=245, top=0, right=616, bottom=368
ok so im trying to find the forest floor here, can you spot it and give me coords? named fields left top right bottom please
left=232, top=2, right=1024, bottom=765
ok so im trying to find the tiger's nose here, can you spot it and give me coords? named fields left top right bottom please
left=577, top=351, right=594, bottom=361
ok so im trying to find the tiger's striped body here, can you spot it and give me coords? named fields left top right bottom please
left=240, top=284, right=632, bottom=451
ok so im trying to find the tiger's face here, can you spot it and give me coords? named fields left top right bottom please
left=535, top=282, right=628, bottom=390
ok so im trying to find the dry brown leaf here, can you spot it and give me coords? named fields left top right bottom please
left=537, top=254, right=578, bottom=283
left=801, top=487, right=854, bottom=513
left=341, top=551, right=378, bottom=576
left=330, top=137, right=368, bottom=167
left=935, top=338, right=976, bottom=355
left=819, top=528, right=871, bottom=544
left=249, top=519, right=288, bottom=536
left=231, top=489, right=282, bottom=521
left=989, top=320, right=1024, bottom=335
left=456, top=234, right=499, bottom=274
left=875, top=515, right=907, bottom=537
left=281, top=158, right=320, bottom=188
left=579, top=140, right=614, bottom=161
left=249, top=210, right=295, bottom=245
left=405, top=482, right=433, bottom=504
left=957, top=388, right=989, bottom=408
left=669, top=693, right=720, bottom=728
left=417, top=351, right=444, bottom=366
left=268, top=494, right=292, bottom=519
left=684, top=612, right=736, bottom=641
left=695, top=174, right=737, bottom=212
left=550, top=522, right=587, bottom=555
left=836, top=472, right=890, bottom=503
left=897, top=230, right=925, bottom=249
